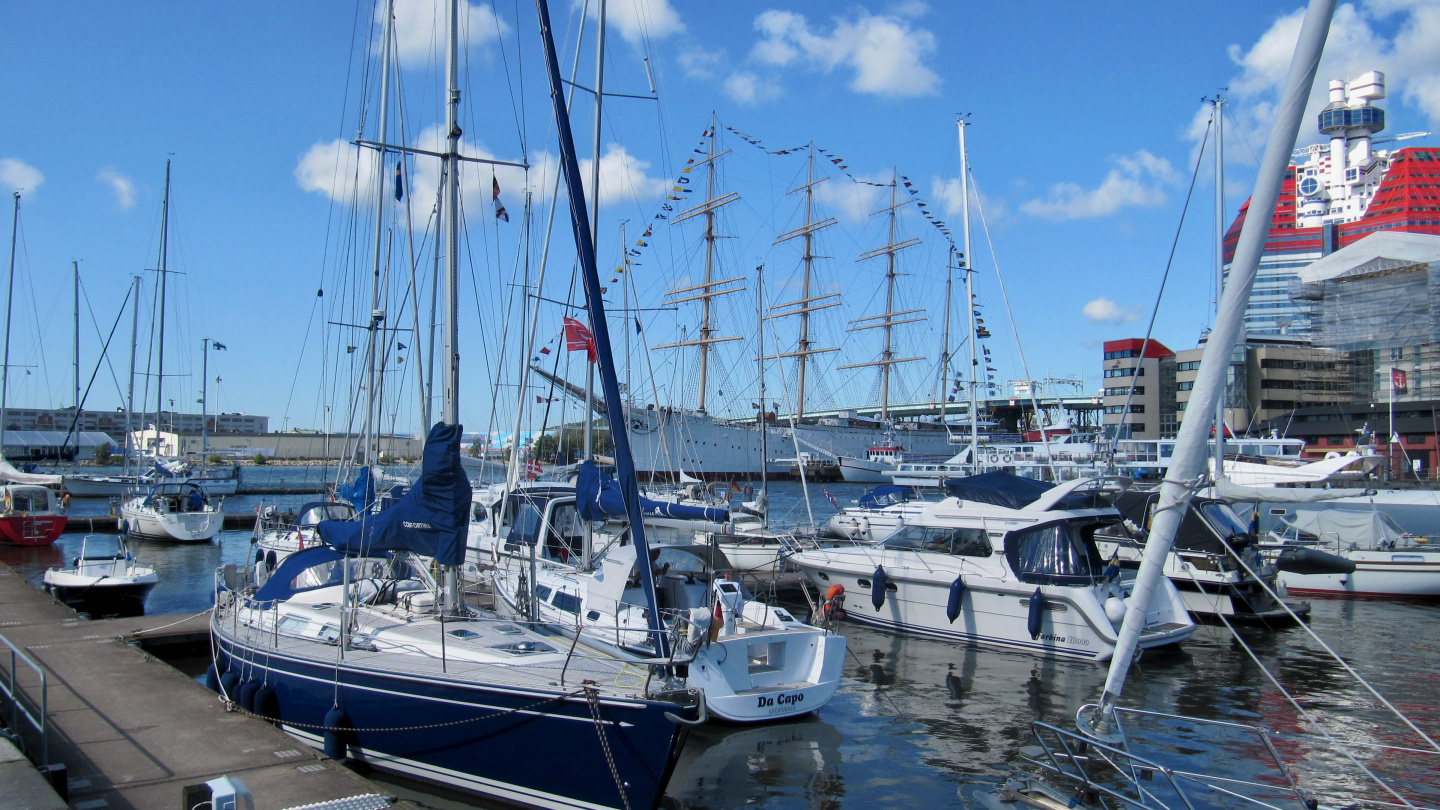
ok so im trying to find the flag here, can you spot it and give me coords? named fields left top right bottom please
left=821, top=486, right=839, bottom=510
left=525, top=459, right=543, bottom=480
left=635, top=317, right=643, bottom=334
left=394, top=162, right=404, bottom=201
left=1392, top=368, right=1408, bottom=392
left=492, top=176, right=509, bottom=222
left=539, top=346, right=551, bottom=355
left=212, top=342, right=227, bottom=351
left=563, top=317, right=597, bottom=363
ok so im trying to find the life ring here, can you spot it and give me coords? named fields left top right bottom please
left=1002, top=453, right=1014, bottom=464
left=821, top=584, right=847, bottom=622
left=987, top=454, right=1000, bottom=465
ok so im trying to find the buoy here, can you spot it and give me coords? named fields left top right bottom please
left=253, top=548, right=263, bottom=565
left=1028, top=588, right=1045, bottom=640
left=117, top=518, right=128, bottom=533
left=265, top=550, right=277, bottom=572
left=1104, top=596, right=1126, bottom=627
left=203, top=664, right=220, bottom=693
left=946, top=576, right=965, bottom=623
left=219, top=671, right=240, bottom=701
left=323, top=707, right=353, bottom=761
left=871, top=565, right=888, bottom=610
left=253, top=684, right=279, bottom=721
left=238, top=679, right=261, bottom=714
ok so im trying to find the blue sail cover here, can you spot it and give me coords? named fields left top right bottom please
left=318, top=422, right=469, bottom=566
left=338, top=465, right=375, bottom=510
left=943, top=470, right=1054, bottom=510
left=250, top=545, right=345, bottom=604
left=858, top=485, right=916, bottom=509
left=575, top=460, right=729, bottom=524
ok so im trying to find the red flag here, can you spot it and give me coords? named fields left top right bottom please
left=1392, top=368, right=1408, bottom=392
left=563, top=317, right=597, bottom=363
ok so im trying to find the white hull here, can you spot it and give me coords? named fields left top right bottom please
left=63, top=475, right=145, bottom=497
left=837, top=456, right=888, bottom=483
left=120, top=503, right=223, bottom=542
left=1274, top=548, right=1440, bottom=598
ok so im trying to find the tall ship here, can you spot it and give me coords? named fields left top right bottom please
left=612, top=135, right=958, bottom=479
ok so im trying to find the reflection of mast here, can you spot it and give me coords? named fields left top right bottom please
left=656, top=113, right=743, bottom=413
left=768, top=144, right=839, bottom=421
left=841, top=170, right=923, bottom=421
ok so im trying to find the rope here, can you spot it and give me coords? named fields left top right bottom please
left=128, top=607, right=212, bottom=636
left=585, top=684, right=633, bottom=810
left=224, top=686, right=590, bottom=733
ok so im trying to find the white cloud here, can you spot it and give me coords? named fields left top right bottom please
left=580, top=143, right=669, bottom=206
left=751, top=8, right=940, bottom=97
left=810, top=174, right=888, bottom=224
left=1082, top=298, right=1139, bottom=324
left=932, top=176, right=964, bottom=217
left=1196, top=1, right=1440, bottom=161
left=583, top=0, right=684, bottom=45
left=386, top=0, right=508, bottom=67
left=678, top=47, right=724, bottom=80
left=723, top=71, right=780, bottom=104
left=97, top=168, right=135, bottom=210
left=0, top=159, right=43, bottom=194
left=1021, top=151, right=1177, bottom=220
left=932, top=175, right=1010, bottom=229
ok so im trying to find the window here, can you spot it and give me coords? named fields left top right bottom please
left=551, top=590, right=582, bottom=614
left=1177, top=361, right=1201, bottom=371
left=1104, top=367, right=1145, bottom=378
left=1103, top=386, right=1144, bottom=397
left=1005, top=521, right=1106, bottom=586
left=1405, top=434, right=1429, bottom=445
left=1104, top=405, right=1144, bottom=414
left=1176, top=381, right=1193, bottom=391
left=1103, top=349, right=1142, bottom=360
left=883, top=525, right=992, bottom=557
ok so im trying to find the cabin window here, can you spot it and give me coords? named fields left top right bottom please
left=551, top=590, right=581, bottom=614
left=1006, top=521, right=1105, bottom=586
left=534, top=585, right=553, bottom=602
left=1199, top=502, right=1250, bottom=538
left=882, top=525, right=991, bottom=557
left=276, top=616, right=310, bottom=636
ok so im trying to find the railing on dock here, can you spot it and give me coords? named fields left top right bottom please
left=0, top=630, right=49, bottom=769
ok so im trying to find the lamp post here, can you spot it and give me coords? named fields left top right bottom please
left=200, top=339, right=226, bottom=455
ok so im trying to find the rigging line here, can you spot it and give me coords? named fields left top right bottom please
left=60, top=284, right=135, bottom=454
left=1186, top=568, right=1421, bottom=809
left=969, top=173, right=1058, bottom=479
left=494, top=0, right=527, bottom=159
left=280, top=290, right=325, bottom=434
left=77, top=278, right=127, bottom=410
left=1107, top=113, right=1212, bottom=460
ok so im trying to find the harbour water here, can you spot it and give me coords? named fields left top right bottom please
left=2, top=476, right=1436, bottom=808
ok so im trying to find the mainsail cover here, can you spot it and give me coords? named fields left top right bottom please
left=0, top=459, right=61, bottom=486
left=575, top=460, right=729, bottom=523
left=318, top=422, right=468, bottom=566
left=1211, top=476, right=1361, bottom=504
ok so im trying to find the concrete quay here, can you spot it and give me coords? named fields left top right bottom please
left=0, top=562, right=416, bottom=810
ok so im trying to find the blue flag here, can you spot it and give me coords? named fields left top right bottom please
left=393, top=162, right=404, bottom=201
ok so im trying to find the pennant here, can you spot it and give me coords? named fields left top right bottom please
left=539, top=346, right=551, bottom=355
left=492, top=176, right=509, bottom=222
left=563, top=317, right=597, bottom=363
left=635, top=317, right=643, bottom=334
left=394, top=162, right=404, bottom=201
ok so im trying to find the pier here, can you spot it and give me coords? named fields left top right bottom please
left=0, top=561, right=413, bottom=810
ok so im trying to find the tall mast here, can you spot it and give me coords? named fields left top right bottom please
left=1, top=193, right=19, bottom=458
left=1085, top=0, right=1334, bottom=738
left=72, top=261, right=80, bottom=437
left=657, top=114, right=744, bottom=414
left=155, top=160, right=171, bottom=451
left=582, top=0, right=606, bottom=471
left=768, top=144, right=838, bottom=421
left=363, top=0, right=396, bottom=468
left=200, top=339, right=209, bottom=454
left=959, top=118, right=980, bottom=469
left=939, top=253, right=952, bottom=421
left=842, top=169, right=924, bottom=421
left=756, top=263, right=768, bottom=526
left=1212, top=96, right=1227, bottom=478
left=125, top=275, right=139, bottom=475
left=439, top=0, right=462, bottom=613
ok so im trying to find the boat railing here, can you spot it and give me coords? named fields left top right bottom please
left=0, top=629, right=50, bottom=770
left=1026, top=707, right=1313, bottom=810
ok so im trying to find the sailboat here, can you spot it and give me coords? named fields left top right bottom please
left=976, top=5, right=1433, bottom=808
left=0, top=193, right=67, bottom=545
left=208, top=3, right=700, bottom=808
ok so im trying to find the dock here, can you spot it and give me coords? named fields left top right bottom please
left=0, top=562, right=415, bottom=810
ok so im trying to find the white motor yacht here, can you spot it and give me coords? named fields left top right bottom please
left=44, top=535, right=158, bottom=617
left=1265, top=506, right=1440, bottom=598
left=120, top=481, right=224, bottom=542
left=790, top=474, right=1196, bottom=661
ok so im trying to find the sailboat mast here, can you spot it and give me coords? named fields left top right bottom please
left=1, top=193, right=18, bottom=456
left=155, top=160, right=170, bottom=449
left=1213, top=96, right=1226, bottom=479
left=1086, top=0, right=1334, bottom=736
left=798, top=145, right=815, bottom=421
left=439, top=0, right=462, bottom=613
left=125, top=275, right=139, bottom=475
left=582, top=0, right=606, bottom=465
left=939, top=253, right=952, bottom=421
left=363, top=0, right=396, bottom=468
left=697, top=119, right=720, bottom=412
left=756, top=263, right=767, bottom=525
left=879, top=173, right=898, bottom=420
left=72, top=261, right=80, bottom=437
left=958, top=118, right=980, bottom=469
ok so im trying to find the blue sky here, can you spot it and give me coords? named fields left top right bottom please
left=3, top=1, right=1438, bottom=439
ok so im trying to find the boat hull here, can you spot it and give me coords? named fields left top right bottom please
left=1275, top=549, right=1440, bottom=598
left=212, top=634, right=692, bottom=810
left=62, top=475, right=142, bottom=498
left=0, top=514, right=66, bottom=545
left=45, top=580, right=155, bottom=617
left=120, top=506, right=223, bottom=542
left=837, top=456, right=888, bottom=483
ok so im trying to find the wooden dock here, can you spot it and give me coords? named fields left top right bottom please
left=0, top=562, right=415, bottom=810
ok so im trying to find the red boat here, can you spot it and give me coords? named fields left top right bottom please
left=0, top=484, right=67, bottom=546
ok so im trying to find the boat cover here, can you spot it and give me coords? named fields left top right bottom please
left=858, top=485, right=916, bottom=509
left=338, top=465, right=375, bottom=510
left=1112, top=491, right=1246, bottom=554
left=0, top=458, right=61, bottom=486
left=943, top=470, right=1054, bottom=510
left=1278, top=506, right=1409, bottom=550
left=319, top=422, right=469, bottom=566
left=576, top=460, right=729, bottom=523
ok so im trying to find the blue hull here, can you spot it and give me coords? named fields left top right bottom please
left=215, top=635, right=693, bottom=810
